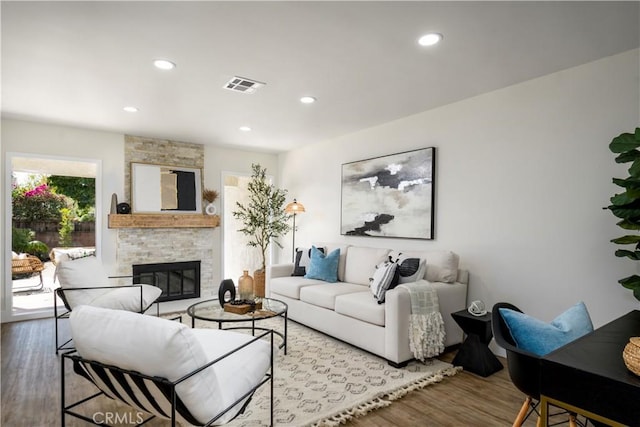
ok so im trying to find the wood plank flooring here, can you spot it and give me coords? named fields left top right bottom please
left=1, top=317, right=543, bottom=426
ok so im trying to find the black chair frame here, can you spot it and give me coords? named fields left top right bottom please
left=61, top=329, right=274, bottom=426
left=492, top=302, right=593, bottom=427
left=55, top=280, right=160, bottom=354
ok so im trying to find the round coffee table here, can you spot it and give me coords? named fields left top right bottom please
left=187, top=298, right=288, bottom=354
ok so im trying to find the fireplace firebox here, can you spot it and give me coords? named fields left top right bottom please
left=132, top=261, right=200, bottom=302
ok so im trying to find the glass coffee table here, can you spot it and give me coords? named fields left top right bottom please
left=187, top=297, right=288, bottom=354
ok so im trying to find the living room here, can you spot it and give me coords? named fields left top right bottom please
left=2, top=2, right=640, bottom=426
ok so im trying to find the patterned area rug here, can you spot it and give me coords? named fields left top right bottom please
left=185, top=315, right=460, bottom=427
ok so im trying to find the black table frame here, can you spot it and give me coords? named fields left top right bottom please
left=187, top=298, right=288, bottom=355
left=540, top=310, right=640, bottom=427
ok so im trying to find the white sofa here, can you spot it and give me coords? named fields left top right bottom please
left=268, top=243, right=469, bottom=367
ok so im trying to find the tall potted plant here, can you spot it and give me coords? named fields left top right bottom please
left=606, top=127, right=640, bottom=301
left=233, top=163, right=291, bottom=297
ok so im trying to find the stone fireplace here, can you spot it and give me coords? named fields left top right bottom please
left=112, top=136, right=216, bottom=300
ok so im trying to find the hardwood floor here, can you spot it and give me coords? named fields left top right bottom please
left=1, top=317, right=542, bottom=426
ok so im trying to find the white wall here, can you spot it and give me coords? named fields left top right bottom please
left=1, top=119, right=278, bottom=321
left=277, top=49, right=640, bottom=329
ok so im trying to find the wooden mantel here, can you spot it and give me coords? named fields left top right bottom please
left=108, top=214, right=219, bottom=229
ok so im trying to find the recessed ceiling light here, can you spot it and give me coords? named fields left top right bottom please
left=153, top=59, right=176, bottom=70
left=418, top=33, right=443, bottom=47
left=300, top=96, right=316, bottom=104
left=239, top=126, right=252, bottom=132
left=123, top=106, right=138, bottom=113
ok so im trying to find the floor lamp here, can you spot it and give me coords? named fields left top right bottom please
left=285, top=199, right=305, bottom=262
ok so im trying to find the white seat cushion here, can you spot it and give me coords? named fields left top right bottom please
left=335, top=291, right=386, bottom=326
left=270, top=276, right=327, bottom=299
left=70, top=305, right=271, bottom=425
left=299, top=283, right=366, bottom=310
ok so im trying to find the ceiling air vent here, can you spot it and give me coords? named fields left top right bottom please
left=223, top=76, right=266, bottom=94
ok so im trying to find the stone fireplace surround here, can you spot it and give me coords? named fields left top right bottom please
left=113, top=136, right=216, bottom=301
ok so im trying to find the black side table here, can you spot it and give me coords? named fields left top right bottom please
left=451, top=309, right=503, bottom=377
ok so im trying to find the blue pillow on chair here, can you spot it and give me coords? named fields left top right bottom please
left=499, top=301, right=594, bottom=356
left=304, top=246, right=340, bottom=283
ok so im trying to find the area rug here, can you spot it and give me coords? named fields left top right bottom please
left=177, top=315, right=461, bottom=427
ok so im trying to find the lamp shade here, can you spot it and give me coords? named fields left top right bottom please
left=285, top=199, right=305, bottom=214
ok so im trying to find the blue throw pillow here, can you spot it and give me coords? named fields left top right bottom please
left=499, top=301, right=594, bottom=356
left=304, top=246, right=340, bottom=283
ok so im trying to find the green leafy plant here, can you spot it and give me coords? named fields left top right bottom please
left=606, top=127, right=640, bottom=301
left=232, top=164, right=291, bottom=272
left=11, top=227, right=49, bottom=259
left=58, top=207, right=74, bottom=247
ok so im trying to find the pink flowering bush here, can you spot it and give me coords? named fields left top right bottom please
left=12, top=183, right=72, bottom=222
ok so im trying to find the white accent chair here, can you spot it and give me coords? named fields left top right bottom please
left=54, top=256, right=162, bottom=354
left=62, top=305, right=274, bottom=426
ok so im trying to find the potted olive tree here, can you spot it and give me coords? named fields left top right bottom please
left=606, top=127, right=640, bottom=301
left=233, top=163, right=291, bottom=297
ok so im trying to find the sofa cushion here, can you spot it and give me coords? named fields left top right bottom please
left=389, top=250, right=459, bottom=283
left=292, top=246, right=324, bottom=276
left=369, top=259, right=398, bottom=303
left=270, top=276, right=328, bottom=299
left=314, top=242, right=350, bottom=282
left=499, top=302, right=594, bottom=356
left=335, top=291, right=386, bottom=326
left=70, top=305, right=271, bottom=424
left=300, top=283, right=367, bottom=310
left=424, top=251, right=459, bottom=283
left=344, top=246, right=390, bottom=285
left=305, top=246, right=340, bottom=282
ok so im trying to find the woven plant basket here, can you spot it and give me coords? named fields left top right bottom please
left=623, top=337, right=640, bottom=376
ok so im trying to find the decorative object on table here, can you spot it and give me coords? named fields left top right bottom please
left=341, top=147, right=436, bottom=239
left=467, top=300, right=487, bottom=316
left=203, top=188, right=219, bottom=216
left=116, top=202, right=131, bottom=214
left=284, top=199, right=306, bottom=262
left=224, top=302, right=253, bottom=314
left=623, top=336, right=640, bottom=376
left=605, top=127, right=640, bottom=301
left=110, top=193, right=118, bottom=214
left=217, top=279, right=236, bottom=308
left=232, top=163, right=291, bottom=298
left=223, top=298, right=262, bottom=314
left=238, top=270, right=254, bottom=301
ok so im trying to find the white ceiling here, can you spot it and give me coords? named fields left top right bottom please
left=2, top=1, right=639, bottom=154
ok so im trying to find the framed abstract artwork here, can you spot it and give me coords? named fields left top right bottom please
left=341, top=147, right=435, bottom=239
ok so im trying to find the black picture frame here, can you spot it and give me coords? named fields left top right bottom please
left=341, top=147, right=436, bottom=239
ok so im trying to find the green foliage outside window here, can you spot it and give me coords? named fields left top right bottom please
left=11, top=227, right=49, bottom=259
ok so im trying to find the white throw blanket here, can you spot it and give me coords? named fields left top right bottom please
left=397, top=281, right=445, bottom=361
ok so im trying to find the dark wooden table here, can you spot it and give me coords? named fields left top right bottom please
left=540, top=309, right=640, bottom=427
left=451, top=309, right=503, bottom=377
